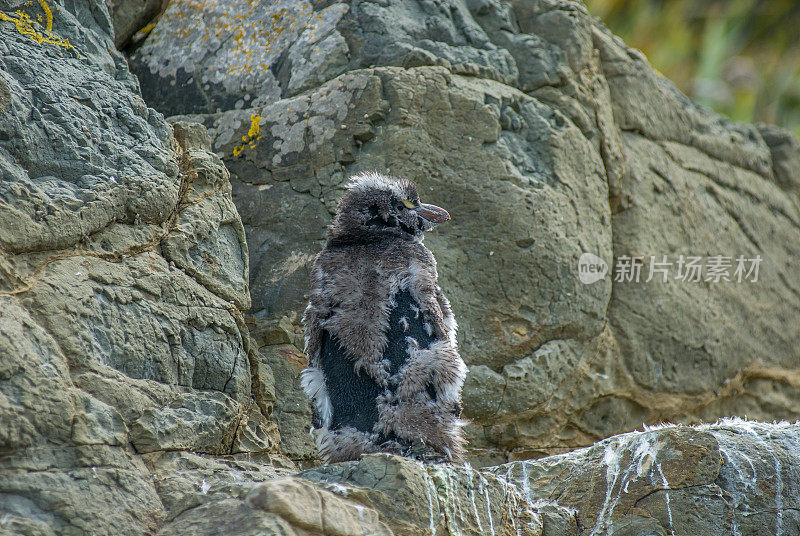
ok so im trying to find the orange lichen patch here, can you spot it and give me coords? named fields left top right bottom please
left=279, top=346, right=308, bottom=368
left=0, top=0, right=74, bottom=50
left=232, top=113, right=262, bottom=157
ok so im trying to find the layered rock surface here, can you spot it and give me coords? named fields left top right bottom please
left=131, top=0, right=800, bottom=463
left=0, top=1, right=280, bottom=533
left=157, top=420, right=800, bottom=536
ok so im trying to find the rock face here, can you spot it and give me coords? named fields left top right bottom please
left=160, top=420, right=800, bottom=536
left=490, top=420, right=800, bottom=536
left=131, top=0, right=800, bottom=463
left=0, top=1, right=279, bottom=533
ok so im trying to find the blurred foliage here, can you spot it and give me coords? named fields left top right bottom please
left=584, top=0, right=800, bottom=136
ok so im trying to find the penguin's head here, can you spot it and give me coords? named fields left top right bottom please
left=328, top=172, right=451, bottom=242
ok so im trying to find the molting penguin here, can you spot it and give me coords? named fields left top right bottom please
left=301, top=171, right=467, bottom=463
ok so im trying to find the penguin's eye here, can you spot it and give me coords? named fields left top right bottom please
left=398, top=199, right=415, bottom=210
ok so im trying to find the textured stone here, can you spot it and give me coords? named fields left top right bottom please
left=0, top=0, right=173, bottom=255
left=6, top=421, right=793, bottom=536
left=490, top=420, right=800, bottom=536
left=146, top=450, right=290, bottom=520
left=245, top=478, right=324, bottom=530
left=0, top=1, right=272, bottom=534
left=256, top=344, right=318, bottom=464
left=155, top=499, right=300, bottom=536
left=70, top=389, right=129, bottom=446
left=232, top=403, right=281, bottom=455
left=162, top=121, right=251, bottom=311
left=19, top=252, right=251, bottom=402
left=0, top=297, right=76, bottom=450
left=758, top=123, right=800, bottom=194
left=129, top=391, right=241, bottom=454
left=0, top=444, right=164, bottom=536
left=131, top=0, right=351, bottom=115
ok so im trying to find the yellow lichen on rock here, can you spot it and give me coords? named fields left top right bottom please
left=232, top=113, right=262, bottom=157
left=151, top=0, right=315, bottom=78
left=0, top=0, right=73, bottom=50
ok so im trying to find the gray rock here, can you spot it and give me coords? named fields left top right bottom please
left=490, top=420, right=800, bottom=536
left=130, top=0, right=337, bottom=115
left=146, top=450, right=291, bottom=519
left=245, top=478, right=392, bottom=536
left=4, top=419, right=794, bottom=536
left=129, top=0, right=524, bottom=115
left=129, top=390, right=241, bottom=454
left=758, top=123, right=800, bottom=194
left=161, top=121, right=251, bottom=311
left=301, top=420, right=800, bottom=536
left=0, top=443, right=165, bottom=535
left=232, top=403, right=281, bottom=455
left=301, top=452, right=549, bottom=536
left=155, top=499, right=300, bottom=536
left=0, top=297, right=76, bottom=451
left=256, top=344, right=318, bottom=464
left=0, top=1, right=173, bottom=255
left=70, top=389, right=129, bottom=446
left=0, top=1, right=274, bottom=533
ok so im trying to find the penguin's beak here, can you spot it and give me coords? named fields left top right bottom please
left=417, top=203, right=451, bottom=224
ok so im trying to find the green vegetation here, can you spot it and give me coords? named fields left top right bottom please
left=585, top=0, right=800, bottom=136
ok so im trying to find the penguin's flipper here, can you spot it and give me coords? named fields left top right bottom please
left=387, top=288, right=466, bottom=416
left=319, top=329, right=382, bottom=433
left=384, top=287, right=436, bottom=375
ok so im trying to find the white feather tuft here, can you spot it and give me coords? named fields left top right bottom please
left=346, top=171, right=405, bottom=197
left=300, top=366, right=332, bottom=428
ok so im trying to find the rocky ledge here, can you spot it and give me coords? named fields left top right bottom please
left=147, top=420, right=800, bottom=535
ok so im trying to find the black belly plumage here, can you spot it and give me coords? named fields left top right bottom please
left=319, top=288, right=435, bottom=434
